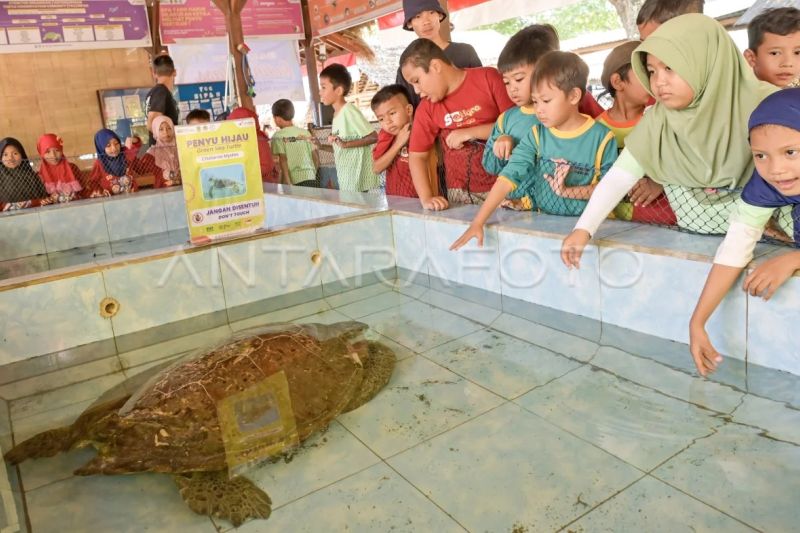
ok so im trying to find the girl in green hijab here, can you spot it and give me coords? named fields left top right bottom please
left=561, top=14, right=777, bottom=269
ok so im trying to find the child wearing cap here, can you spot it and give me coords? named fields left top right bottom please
left=451, top=51, right=618, bottom=250
left=597, top=41, right=675, bottom=225
left=396, top=0, right=481, bottom=108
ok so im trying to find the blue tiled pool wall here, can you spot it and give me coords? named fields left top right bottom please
left=0, top=203, right=798, bottom=394
left=0, top=212, right=396, bottom=383
left=391, top=213, right=799, bottom=378
left=0, top=188, right=363, bottom=264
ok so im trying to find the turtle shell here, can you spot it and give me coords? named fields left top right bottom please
left=77, top=321, right=369, bottom=475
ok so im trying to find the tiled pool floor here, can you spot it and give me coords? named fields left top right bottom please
left=4, top=281, right=799, bottom=532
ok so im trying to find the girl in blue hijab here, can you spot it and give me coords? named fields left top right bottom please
left=690, top=87, right=800, bottom=377
left=87, top=129, right=141, bottom=196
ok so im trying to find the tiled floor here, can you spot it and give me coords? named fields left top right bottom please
left=4, top=281, right=799, bottom=532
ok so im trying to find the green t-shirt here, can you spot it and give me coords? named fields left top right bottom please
left=331, top=103, right=379, bottom=192
left=271, top=125, right=317, bottom=185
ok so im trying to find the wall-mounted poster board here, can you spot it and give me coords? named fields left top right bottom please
left=97, top=87, right=152, bottom=143
left=177, top=81, right=227, bottom=122
left=308, top=0, right=401, bottom=37
left=160, top=0, right=304, bottom=43
left=0, top=0, right=151, bottom=53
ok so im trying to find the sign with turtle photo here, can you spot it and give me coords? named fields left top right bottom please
left=176, top=118, right=265, bottom=245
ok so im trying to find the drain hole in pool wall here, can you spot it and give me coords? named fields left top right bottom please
left=99, top=297, right=120, bottom=318
left=310, top=251, right=322, bottom=265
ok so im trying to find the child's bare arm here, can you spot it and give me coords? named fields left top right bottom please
left=450, top=178, right=515, bottom=250
left=409, top=151, right=448, bottom=210
left=689, top=264, right=742, bottom=376
left=339, top=131, right=378, bottom=149
left=278, top=155, right=291, bottom=185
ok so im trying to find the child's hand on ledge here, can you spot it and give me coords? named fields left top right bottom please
left=421, top=195, right=448, bottom=211
left=743, top=252, right=800, bottom=301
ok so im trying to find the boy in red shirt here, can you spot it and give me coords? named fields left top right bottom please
left=371, top=85, right=438, bottom=198
left=400, top=38, right=514, bottom=210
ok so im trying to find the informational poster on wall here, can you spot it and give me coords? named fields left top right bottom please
left=170, top=38, right=304, bottom=105
left=159, top=0, right=303, bottom=43
left=177, top=81, right=227, bottom=122
left=308, top=0, right=401, bottom=36
left=97, top=87, right=152, bottom=144
left=0, top=0, right=151, bottom=53
left=176, top=118, right=265, bottom=245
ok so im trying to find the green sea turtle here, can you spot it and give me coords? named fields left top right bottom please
left=5, top=321, right=395, bottom=527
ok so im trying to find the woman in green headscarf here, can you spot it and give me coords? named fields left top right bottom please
left=561, top=14, right=777, bottom=268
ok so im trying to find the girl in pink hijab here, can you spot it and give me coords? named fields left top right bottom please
left=141, top=115, right=181, bottom=188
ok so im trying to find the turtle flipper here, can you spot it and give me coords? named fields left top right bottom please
left=343, top=341, right=396, bottom=412
left=4, top=427, right=76, bottom=464
left=174, top=471, right=272, bottom=527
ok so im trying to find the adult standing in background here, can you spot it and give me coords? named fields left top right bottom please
left=396, top=0, right=482, bottom=107
left=145, top=55, right=180, bottom=146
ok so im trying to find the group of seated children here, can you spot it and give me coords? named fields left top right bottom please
left=0, top=98, right=309, bottom=210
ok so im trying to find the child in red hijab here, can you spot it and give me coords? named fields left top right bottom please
left=36, top=134, right=83, bottom=203
left=227, top=107, right=277, bottom=182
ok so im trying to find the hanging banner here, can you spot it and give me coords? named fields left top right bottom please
left=170, top=38, right=304, bottom=105
left=177, top=119, right=265, bottom=245
left=0, top=0, right=151, bottom=53
left=159, top=0, right=304, bottom=43
left=177, top=81, right=227, bottom=121
left=308, top=0, right=401, bottom=37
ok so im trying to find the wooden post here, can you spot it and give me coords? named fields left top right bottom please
left=211, top=0, right=254, bottom=110
left=148, top=0, right=163, bottom=57
left=301, top=0, right=321, bottom=126
left=438, top=0, right=451, bottom=42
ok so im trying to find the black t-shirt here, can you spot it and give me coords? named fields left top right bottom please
left=145, top=84, right=179, bottom=145
left=396, top=41, right=483, bottom=108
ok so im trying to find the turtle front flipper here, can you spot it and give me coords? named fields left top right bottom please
left=174, top=471, right=272, bottom=527
left=343, top=341, right=396, bottom=412
left=4, top=426, right=76, bottom=464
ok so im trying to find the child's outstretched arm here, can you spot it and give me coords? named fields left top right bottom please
left=689, top=264, right=742, bottom=376
left=690, top=201, right=780, bottom=376
left=561, top=148, right=643, bottom=268
left=691, top=251, right=800, bottom=374
left=450, top=178, right=515, bottom=250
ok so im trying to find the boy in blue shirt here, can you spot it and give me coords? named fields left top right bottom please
left=451, top=51, right=617, bottom=250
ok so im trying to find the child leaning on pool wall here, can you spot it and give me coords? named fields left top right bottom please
left=451, top=51, right=617, bottom=251
left=560, top=14, right=777, bottom=268
left=401, top=38, right=515, bottom=210
left=690, top=88, right=800, bottom=377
